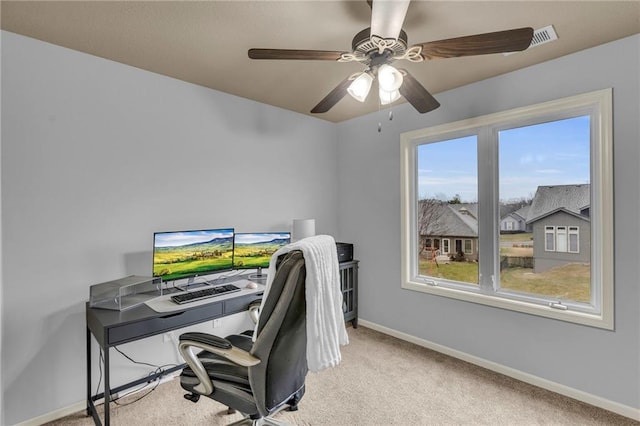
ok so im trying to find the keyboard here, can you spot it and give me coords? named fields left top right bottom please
left=170, top=284, right=242, bottom=305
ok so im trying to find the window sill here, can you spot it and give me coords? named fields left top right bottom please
left=402, top=279, right=613, bottom=330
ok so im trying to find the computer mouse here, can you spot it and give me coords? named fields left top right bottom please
left=246, top=281, right=258, bottom=289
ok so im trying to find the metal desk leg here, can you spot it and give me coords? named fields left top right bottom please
left=104, top=347, right=110, bottom=425
left=86, top=327, right=91, bottom=416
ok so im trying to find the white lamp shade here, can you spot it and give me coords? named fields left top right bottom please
left=292, top=219, right=316, bottom=241
left=379, top=88, right=401, bottom=105
left=347, top=72, right=374, bottom=102
left=377, top=64, right=403, bottom=92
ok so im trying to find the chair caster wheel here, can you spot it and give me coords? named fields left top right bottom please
left=184, top=393, right=200, bottom=403
left=227, top=407, right=237, bottom=414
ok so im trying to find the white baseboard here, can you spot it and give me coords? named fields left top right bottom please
left=358, top=319, right=640, bottom=422
left=15, top=373, right=180, bottom=426
left=14, top=401, right=87, bottom=426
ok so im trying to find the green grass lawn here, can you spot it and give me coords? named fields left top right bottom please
left=419, top=259, right=478, bottom=285
left=418, top=257, right=590, bottom=302
left=500, top=264, right=590, bottom=302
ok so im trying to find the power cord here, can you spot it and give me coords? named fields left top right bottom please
left=93, top=346, right=179, bottom=407
left=112, top=346, right=179, bottom=406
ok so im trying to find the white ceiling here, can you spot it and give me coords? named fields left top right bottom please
left=2, top=1, right=639, bottom=122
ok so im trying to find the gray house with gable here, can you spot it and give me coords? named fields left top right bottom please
left=418, top=201, right=478, bottom=261
left=500, top=205, right=532, bottom=233
left=526, top=184, right=591, bottom=273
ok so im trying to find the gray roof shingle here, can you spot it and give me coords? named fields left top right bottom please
left=526, top=184, right=590, bottom=223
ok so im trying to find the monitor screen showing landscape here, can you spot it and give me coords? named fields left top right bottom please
left=153, top=228, right=235, bottom=281
left=233, top=232, right=291, bottom=270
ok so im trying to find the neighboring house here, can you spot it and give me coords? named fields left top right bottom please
left=418, top=200, right=478, bottom=261
left=526, top=184, right=591, bottom=273
left=500, top=205, right=532, bottom=233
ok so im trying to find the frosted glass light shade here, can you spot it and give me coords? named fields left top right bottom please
left=347, top=72, right=374, bottom=102
left=292, top=219, right=316, bottom=241
left=379, top=88, right=401, bottom=105
left=377, top=65, right=403, bottom=92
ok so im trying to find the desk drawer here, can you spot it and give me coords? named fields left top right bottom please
left=224, top=293, right=263, bottom=315
left=108, top=302, right=224, bottom=345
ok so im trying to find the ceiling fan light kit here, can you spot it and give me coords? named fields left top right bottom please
left=379, top=88, right=401, bottom=106
left=248, top=0, right=535, bottom=115
left=347, top=72, right=374, bottom=102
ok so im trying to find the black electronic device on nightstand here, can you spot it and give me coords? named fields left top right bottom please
left=336, top=242, right=354, bottom=263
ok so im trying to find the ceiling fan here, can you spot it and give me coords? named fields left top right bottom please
left=248, top=0, right=534, bottom=115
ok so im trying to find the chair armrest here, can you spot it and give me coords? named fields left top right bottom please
left=248, top=299, right=262, bottom=324
left=178, top=332, right=261, bottom=395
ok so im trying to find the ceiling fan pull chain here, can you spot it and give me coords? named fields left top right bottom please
left=389, top=110, right=394, bottom=121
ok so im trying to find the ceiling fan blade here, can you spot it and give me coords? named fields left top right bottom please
left=370, top=0, right=411, bottom=41
left=248, top=49, right=344, bottom=61
left=397, top=69, right=440, bottom=114
left=311, top=76, right=353, bottom=114
left=414, top=27, right=534, bottom=60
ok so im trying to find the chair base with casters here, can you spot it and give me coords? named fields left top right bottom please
left=178, top=251, right=308, bottom=426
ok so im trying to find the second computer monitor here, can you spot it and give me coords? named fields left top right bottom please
left=233, top=232, right=291, bottom=276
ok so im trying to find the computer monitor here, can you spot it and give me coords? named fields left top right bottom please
left=233, top=232, right=291, bottom=279
left=153, top=228, right=234, bottom=287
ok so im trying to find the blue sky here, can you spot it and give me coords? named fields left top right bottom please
left=417, top=115, right=590, bottom=202
left=154, top=229, right=234, bottom=247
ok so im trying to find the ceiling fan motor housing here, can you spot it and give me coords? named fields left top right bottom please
left=352, top=27, right=408, bottom=58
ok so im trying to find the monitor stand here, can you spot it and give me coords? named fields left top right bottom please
left=248, top=267, right=268, bottom=281
left=177, top=276, right=211, bottom=292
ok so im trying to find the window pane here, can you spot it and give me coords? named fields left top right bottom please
left=498, top=116, right=591, bottom=303
left=545, top=227, right=555, bottom=251
left=556, top=227, right=568, bottom=253
left=417, top=136, right=478, bottom=285
left=464, top=239, right=472, bottom=254
left=569, top=227, right=579, bottom=253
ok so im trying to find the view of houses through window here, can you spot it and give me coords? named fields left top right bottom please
left=417, top=116, right=591, bottom=303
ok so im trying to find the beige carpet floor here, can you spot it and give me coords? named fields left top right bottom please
left=49, top=326, right=637, bottom=425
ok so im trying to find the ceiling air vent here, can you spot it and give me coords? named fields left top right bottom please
left=504, top=25, right=558, bottom=55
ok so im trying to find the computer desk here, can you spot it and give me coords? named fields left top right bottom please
left=85, top=279, right=264, bottom=426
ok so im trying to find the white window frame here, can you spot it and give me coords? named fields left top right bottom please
left=556, top=226, right=568, bottom=253
left=442, top=239, right=450, bottom=254
left=464, top=239, right=473, bottom=254
left=545, top=226, right=555, bottom=252
left=400, top=89, right=613, bottom=329
left=569, top=226, right=580, bottom=253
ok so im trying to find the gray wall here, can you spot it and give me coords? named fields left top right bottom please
left=337, top=34, right=640, bottom=410
left=1, top=31, right=338, bottom=424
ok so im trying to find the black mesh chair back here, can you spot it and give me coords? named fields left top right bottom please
left=178, top=250, right=307, bottom=423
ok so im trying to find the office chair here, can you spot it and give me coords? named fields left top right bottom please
left=178, top=250, right=307, bottom=425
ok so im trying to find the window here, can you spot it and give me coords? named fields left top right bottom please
left=545, top=226, right=555, bottom=251
left=569, top=227, right=580, bottom=253
left=401, top=89, right=613, bottom=329
left=464, top=239, right=473, bottom=254
left=543, top=226, right=580, bottom=254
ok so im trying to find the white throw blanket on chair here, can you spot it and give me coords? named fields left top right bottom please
left=256, top=234, right=349, bottom=372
